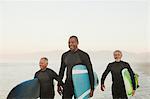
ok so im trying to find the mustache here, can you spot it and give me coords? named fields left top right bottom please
left=114, top=57, right=121, bottom=59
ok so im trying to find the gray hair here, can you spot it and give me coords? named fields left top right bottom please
left=40, top=57, right=48, bottom=64
left=113, top=50, right=122, bottom=55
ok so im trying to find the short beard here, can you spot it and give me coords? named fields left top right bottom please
left=70, top=48, right=78, bottom=52
left=115, top=59, right=121, bottom=62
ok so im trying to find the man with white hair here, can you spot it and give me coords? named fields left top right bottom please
left=100, top=50, right=136, bottom=99
left=34, top=57, right=64, bottom=99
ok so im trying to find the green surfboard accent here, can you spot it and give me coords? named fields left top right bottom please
left=122, top=69, right=139, bottom=96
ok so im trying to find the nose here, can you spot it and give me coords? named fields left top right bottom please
left=69, top=42, right=73, bottom=46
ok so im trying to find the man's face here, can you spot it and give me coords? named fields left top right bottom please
left=39, top=59, right=48, bottom=70
left=68, top=37, right=78, bottom=51
left=114, top=52, right=122, bottom=62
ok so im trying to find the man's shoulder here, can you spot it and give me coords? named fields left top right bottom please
left=62, top=50, right=70, bottom=56
left=46, top=68, right=53, bottom=72
left=78, top=49, right=89, bottom=55
left=121, top=61, right=129, bottom=65
left=35, top=70, right=40, bottom=75
left=108, top=61, right=118, bottom=66
left=46, top=68, right=57, bottom=74
left=109, top=61, right=128, bottom=64
left=109, top=61, right=115, bottom=65
left=62, top=49, right=89, bottom=56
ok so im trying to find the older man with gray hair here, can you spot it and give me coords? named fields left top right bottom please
left=100, top=50, right=136, bottom=99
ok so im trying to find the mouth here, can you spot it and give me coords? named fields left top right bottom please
left=114, top=57, right=118, bottom=59
left=69, top=46, right=74, bottom=49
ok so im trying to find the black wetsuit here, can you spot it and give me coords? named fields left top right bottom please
left=34, top=68, right=64, bottom=99
left=101, top=61, right=136, bottom=99
left=58, top=49, right=94, bottom=99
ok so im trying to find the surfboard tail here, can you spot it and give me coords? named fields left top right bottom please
left=7, top=78, right=40, bottom=99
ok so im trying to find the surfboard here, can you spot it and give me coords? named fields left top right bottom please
left=7, top=78, right=40, bottom=99
left=122, top=68, right=139, bottom=96
left=72, top=64, right=99, bottom=99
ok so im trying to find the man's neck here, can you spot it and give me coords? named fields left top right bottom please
left=115, top=59, right=121, bottom=62
left=41, top=68, right=47, bottom=71
left=71, top=48, right=78, bottom=52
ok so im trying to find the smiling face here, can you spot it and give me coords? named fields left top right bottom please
left=113, top=50, right=122, bottom=62
left=68, top=36, right=78, bottom=51
left=39, top=58, right=48, bottom=70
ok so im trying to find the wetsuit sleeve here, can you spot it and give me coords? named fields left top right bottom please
left=126, top=63, right=136, bottom=90
left=101, top=64, right=111, bottom=85
left=84, top=53, right=94, bottom=90
left=51, top=70, right=64, bottom=86
left=58, top=54, right=66, bottom=86
left=34, top=72, right=38, bottom=78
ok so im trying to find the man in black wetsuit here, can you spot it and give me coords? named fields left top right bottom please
left=100, top=50, right=136, bottom=99
left=57, top=36, right=95, bottom=99
left=34, top=57, right=64, bottom=99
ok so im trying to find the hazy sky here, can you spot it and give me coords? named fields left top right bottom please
left=0, top=0, right=150, bottom=55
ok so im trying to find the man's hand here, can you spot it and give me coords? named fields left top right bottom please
left=101, top=84, right=105, bottom=91
left=132, top=90, right=135, bottom=96
left=57, top=85, right=63, bottom=96
left=89, top=89, right=94, bottom=97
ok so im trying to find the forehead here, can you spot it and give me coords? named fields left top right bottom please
left=114, top=51, right=122, bottom=55
left=69, top=37, right=77, bottom=41
left=40, top=59, right=47, bottom=62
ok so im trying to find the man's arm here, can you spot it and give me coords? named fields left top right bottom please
left=58, top=54, right=66, bottom=86
left=101, top=64, right=111, bottom=85
left=51, top=70, right=64, bottom=86
left=84, top=53, right=94, bottom=90
left=34, top=72, right=38, bottom=78
left=100, top=64, right=111, bottom=91
left=57, top=54, right=66, bottom=95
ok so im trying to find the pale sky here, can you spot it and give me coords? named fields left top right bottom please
left=0, top=0, right=150, bottom=55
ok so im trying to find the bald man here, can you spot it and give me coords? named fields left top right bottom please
left=57, top=36, right=94, bottom=99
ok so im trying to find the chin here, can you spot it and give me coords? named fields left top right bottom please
left=115, top=60, right=121, bottom=62
left=70, top=48, right=74, bottom=51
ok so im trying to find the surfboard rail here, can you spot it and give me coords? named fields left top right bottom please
left=72, top=64, right=99, bottom=99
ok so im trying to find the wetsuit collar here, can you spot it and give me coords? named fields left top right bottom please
left=70, top=48, right=79, bottom=53
left=115, top=60, right=122, bottom=63
left=41, top=68, right=47, bottom=71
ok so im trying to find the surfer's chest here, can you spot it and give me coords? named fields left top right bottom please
left=64, top=53, right=82, bottom=66
left=37, top=71, right=50, bottom=82
left=110, top=63, right=124, bottom=74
